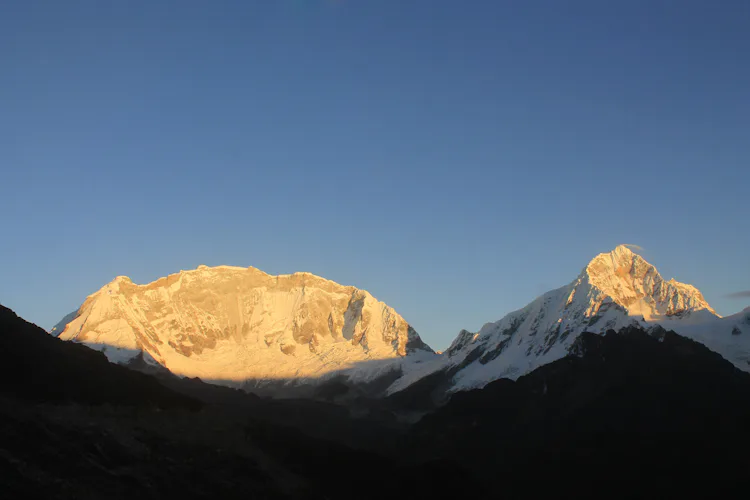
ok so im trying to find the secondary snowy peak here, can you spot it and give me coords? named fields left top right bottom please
left=57, top=265, right=432, bottom=385
left=583, top=245, right=716, bottom=319
left=389, top=245, right=746, bottom=395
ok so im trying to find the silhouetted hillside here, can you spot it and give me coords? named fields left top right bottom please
left=0, top=305, right=199, bottom=409
left=3, top=304, right=750, bottom=499
left=410, top=326, right=750, bottom=497
left=0, top=305, right=482, bottom=499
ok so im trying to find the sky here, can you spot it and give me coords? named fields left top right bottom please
left=2, top=0, right=749, bottom=350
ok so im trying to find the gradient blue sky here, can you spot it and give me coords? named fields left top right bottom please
left=2, top=1, right=749, bottom=349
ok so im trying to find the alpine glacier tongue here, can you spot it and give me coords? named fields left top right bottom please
left=388, top=245, right=748, bottom=395
left=56, top=265, right=433, bottom=385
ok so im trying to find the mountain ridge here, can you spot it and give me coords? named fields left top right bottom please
left=406, top=325, right=750, bottom=497
left=51, top=246, right=749, bottom=400
left=55, top=265, right=434, bottom=388
left=7, top=303, right=750, bottom=498
left=386, top=245, right=749, bottom=397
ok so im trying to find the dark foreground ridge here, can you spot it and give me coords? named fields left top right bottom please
left=0, top=305, right=477, bottom=499
left=2, top=305, right=750, bottom=498
left=409, top=326, right=750, bottom=496
left=0, top=305, right=199, bottom=409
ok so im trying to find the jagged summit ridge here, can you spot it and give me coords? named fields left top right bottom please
left=389, top=245, right=748, bottom=395
left=57, top=265, right=433, bottom=385
left=583, top=245, right=716, bottom=319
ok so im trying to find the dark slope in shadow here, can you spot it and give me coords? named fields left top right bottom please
left=0, top=305, right=199, bottom=409
left=7, top=303, right=750, bottom=498
left=0, top=305, right=484, bottom=499
left=155, top=373, right=409, bottom=453
left=408, top=326, right=750, bottom=497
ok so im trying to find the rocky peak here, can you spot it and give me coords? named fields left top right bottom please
left=583, top=246, right=715, bottom=319
left=390, top=245, right=733, bottom=396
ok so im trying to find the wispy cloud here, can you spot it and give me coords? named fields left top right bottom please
left=725, top=290, right=750, bottom=299
left=622, top=243, right=644, bottom=252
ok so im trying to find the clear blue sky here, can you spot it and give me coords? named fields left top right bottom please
left=2, top=1, right=749, bottom=350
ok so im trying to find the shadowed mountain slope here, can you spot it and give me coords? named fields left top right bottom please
left=0, top=305, right=199, bottom=409
left=408, top=326, right=750, bottom=497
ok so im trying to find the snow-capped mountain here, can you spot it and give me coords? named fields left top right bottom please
left=50, top=310, right=77, bottom=338
left=55, top=265, right=433, bottom=386
left=54, top=247, right=749, bottom=400
left=388, top=245, right=750, bottom=394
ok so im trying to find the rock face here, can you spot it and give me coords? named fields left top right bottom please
left=57, top=266, right=432, bottom=385
left=583, top=245, right=715, bottom=319
left=388, top=245, right=749, bottom=396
